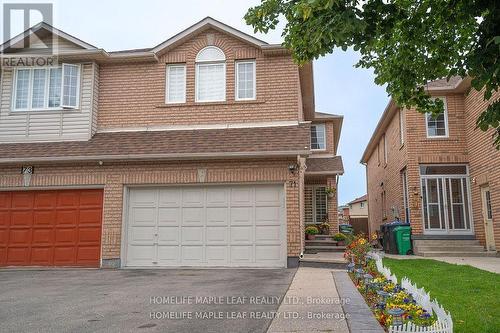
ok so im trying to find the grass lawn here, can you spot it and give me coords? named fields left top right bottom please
left=383, top=258, right=500, bottom=333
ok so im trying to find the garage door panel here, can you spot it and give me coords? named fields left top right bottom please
left=255, top=186, right=282, bottom=206
left=159, top=188, right=181, bottom=207
left=230, top=226, right=253, bottom=243
left=181, top=227, right=203, bottom=243
left=256, top=207, right=281, bottom=225
left=129, top=226, right=155, bottom=242
left=11, top=192, right=33, bottom=209
left=230, top=188, right=253, bottom=206
left=230, top=207, right=253, bottom=225
left=9, top=229, right=31, bottom=245
left=30, top=247, right=52, bottom=265
left=206, top=246, right=228, bottom=265
left=56, top=210, right=78, bottom=225
left=255, top=226, right=281, bottom=243
left=0, top=189, right=103, bottom=267
left=7, top=247, right=30, bottom=264
left=230, top=246, right=253, bottom=263
left=34, top=192, right=57, bottom=208
left=79, top=209, right=102, bottom=225
left=131, top=207, right=156, bottom=225
left=158, top=246, right=180, bottom=264
left=206, top=226, right=228, bottom=243
left=158, top=226, right=179, bottom=243
left=78, top=227, right=101, bottom=243
left=182, top=208, right=203, bottom=225
left=182, top=189, right=204, bottom=206
left=181, top=246, right=203, bottom=263
left=33, top=211, right=55, bottom=226
left=126, top=185, right=285, bottom=268
left=32, top=228, right=53, bottom=244
left=207, top=207, right=228, bottom=226
left=10, top=211, right=33, bottom=226
left=256, top=245, right=281, bottom=261
left=0, top=247, right=5, bottom=264
left=206, top=188, right=228, bottom=207
left=158, top=208, right=180, bottom=225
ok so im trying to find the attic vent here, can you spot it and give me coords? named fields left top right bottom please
left=196, top=46, right=225, bottom=62
left=206, top=33, right=215, bottom=45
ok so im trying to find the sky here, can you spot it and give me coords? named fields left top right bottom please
left=2, top=0, right=390, bottom=205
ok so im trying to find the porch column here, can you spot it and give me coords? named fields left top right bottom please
left=327, top=177, right=339, bottom=234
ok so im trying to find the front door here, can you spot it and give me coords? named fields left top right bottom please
left=481, top=186, right=496, bottom=251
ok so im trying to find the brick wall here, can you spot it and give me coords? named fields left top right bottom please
left=464, top=89, right=500, bottom=248
left=97, top=29, right=301, bottom=129
left=0, top=158, right=301, bottom=261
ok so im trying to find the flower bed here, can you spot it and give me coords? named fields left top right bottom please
left=344, top=235, right=452, bottom=333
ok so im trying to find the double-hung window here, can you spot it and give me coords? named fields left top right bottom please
left=235, top=60, right=256, bottom=100
left=13, top=64, right=80, bottom=111
left=426, top=97, right=449, bottom=138
left=195, top=46, right=226, bottom=102
left=166, top=64, right=186, bottom=103
left=311, top=124, right=326, bottom=150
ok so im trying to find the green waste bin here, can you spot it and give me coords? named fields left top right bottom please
left=339, top=224, right=354, bottom=235
left=393, top=226, right=412, bottom=255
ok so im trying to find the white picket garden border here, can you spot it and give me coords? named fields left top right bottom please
left=369, top=252, right=453, bottom=333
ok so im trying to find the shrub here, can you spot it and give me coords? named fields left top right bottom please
left=305, top=225, right=319, bottom=235
left=332, top=233, right=346, bottom=241
left=343, top=235, right=372, bottom=264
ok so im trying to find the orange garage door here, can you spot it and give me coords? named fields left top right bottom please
left=0, top=189, right=103, bottom=267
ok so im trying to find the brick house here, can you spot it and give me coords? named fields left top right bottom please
left=0, top=18, right=343, bottom=268
left=361, top=77, right=499, bottom=256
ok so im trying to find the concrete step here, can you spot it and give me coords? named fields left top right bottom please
left=304, top=245, right=346, bottom=253
left=314, top=234, right=334, bottom=239
left=417, top=251, right=497, bottom=257
left=305, top=239, right=339, bottom=246
left=414, top=245, right=486, bottom=252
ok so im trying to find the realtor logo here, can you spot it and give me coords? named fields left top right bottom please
left=2, top=3, right=54, bottom=55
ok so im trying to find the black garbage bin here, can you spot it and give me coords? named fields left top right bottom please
left=380, top=221, right=410, bottom=254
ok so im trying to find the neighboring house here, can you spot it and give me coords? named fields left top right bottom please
left=337, top=204, right=349, bottom=224
left=0, top=18, right=343, bottom=268
left=346, top=194, right=369, bottom=235
left=361, top=77, right=499, bottom=256
left=347, top=194, right=368, bottom=218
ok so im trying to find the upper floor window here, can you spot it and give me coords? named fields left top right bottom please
left=235, top=60, right=256, bottom=100
left=166, top=64, right=186, bottom=103
left=311, top=124, right=326, bottom=150
left=399, top=109, right=405, bottom=145
left=360, top=202, right=365, bottom=208
left=383, top=133, right=388, bottom=164
left=13, top=64, right=80, bottom=111
left=426, top=97, right=448, bottom=138
left=195, top=46, right=226, bottom=102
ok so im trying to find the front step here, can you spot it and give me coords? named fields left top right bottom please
left=415, top=245, right=486, bottom=252
left=305, top=239, right=340, bottom=246
left=412, top=239, right=495, bottom=257
left=304, top=245, right=346, bottom=253
left=414, top=239, right=480, bottom=246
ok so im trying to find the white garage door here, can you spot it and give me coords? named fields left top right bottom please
left=124, top=185, right=286, bottom=267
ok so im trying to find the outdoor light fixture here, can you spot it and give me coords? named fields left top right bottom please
left=387, top=308, right=405, bottom=327
left=288, top=164, right=298, bottom=174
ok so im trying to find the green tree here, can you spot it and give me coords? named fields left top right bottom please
left=245, top=0, right=500, bottom=147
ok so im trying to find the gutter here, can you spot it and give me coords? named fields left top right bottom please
left=0, top=150, right=312, bottom=164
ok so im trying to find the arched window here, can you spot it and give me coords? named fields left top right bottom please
left=195, top=46, right=226, bottom=102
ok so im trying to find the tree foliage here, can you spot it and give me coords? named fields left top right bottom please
left=245, top=0, right=500, bottom=147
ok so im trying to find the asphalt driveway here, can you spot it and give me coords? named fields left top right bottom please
left=0, top=268, right=296, bottom=333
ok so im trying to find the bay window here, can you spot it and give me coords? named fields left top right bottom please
left=13, top=64, right=80, bottom=111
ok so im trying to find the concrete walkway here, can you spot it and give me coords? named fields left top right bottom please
left=384, top=254, right=500, bottom=274
left=267, top=267, right=383, bottom=333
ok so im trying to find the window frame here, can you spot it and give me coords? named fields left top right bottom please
left=425, top=97, right=449, bottom=138
left=235, top=60, right=256, bottom=101
left=383, top=133, right=388, bottom=164
left=195, top=46, right=226, bottom=103
left=165, top=64, right=187, bottom=104
left=11, top=64, right=81, bottom=112
left=399, top=109, right=405, bottom=145
left=310, top=123, right=326, bottom=151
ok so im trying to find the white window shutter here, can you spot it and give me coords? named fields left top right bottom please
left=61, top=63, right=80, bottom=108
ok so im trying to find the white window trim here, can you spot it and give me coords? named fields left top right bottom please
left=235, top=60, right=256, bottom=101
left=165, top=64, right=186, bottom=104
left=425, top=97, right=449, bottom=138
left=383, top=133, right=388, bottom=164
left=195, top=62, right=226, bottom=103
left=399, top=109, right=405, bottom=145
left=311, top=123, right=326, bottom=151
left=11, top=64, right=81, bottom=112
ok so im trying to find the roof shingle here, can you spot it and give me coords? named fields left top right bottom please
left=305, top=156, right=344, bottom=174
